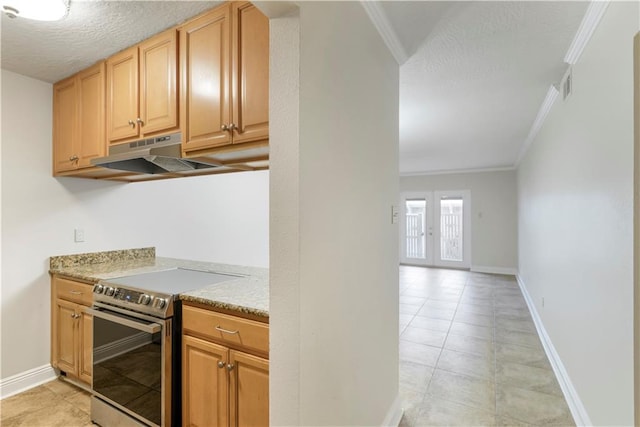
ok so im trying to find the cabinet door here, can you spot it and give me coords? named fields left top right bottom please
left=78, top=309, right=93, bottom=385
left=231, top=2, right=269, bottom=145
left=77, top=62, right=106, bottom=168
left=182, top=335, right=229, bottom=427
left=229, top=350, right=269, bottom=427
left=53, top=77, right=78, bottom=173
left=180, top=6, right=232, bottom=152
left=55, top=299, right=78, bottom=376
left=107, top=46, right=139, bottom=143
left=139, top=29, right=178, bottom=136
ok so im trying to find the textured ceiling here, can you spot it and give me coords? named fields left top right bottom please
left=1, top=1, right=220, bottom=83
left=383, top=1, right=590, bottom=174
left=1, top=1, right=590, bottom=175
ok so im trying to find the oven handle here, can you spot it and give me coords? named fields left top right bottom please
left=86, top=308, right=162, bottom=334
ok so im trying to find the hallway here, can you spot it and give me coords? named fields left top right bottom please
left=398, top=266, right=574, bottom=426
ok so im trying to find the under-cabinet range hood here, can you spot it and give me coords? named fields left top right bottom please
left=91, top=132, right=221, bottom=174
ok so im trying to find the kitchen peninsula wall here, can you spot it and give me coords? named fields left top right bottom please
left=0, top=70, right=269, bottom=389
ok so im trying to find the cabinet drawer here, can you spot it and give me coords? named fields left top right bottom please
left=182, top=305, right=268, bottom=355
left=54, top=277, right=93, bottom=306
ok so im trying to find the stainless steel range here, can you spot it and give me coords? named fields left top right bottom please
left=89, top=268, right=239, bottom=427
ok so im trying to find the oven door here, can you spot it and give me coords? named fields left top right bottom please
left=89, top=305, right=171, bottom=427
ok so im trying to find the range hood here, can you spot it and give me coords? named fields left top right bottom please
left=91, top=132, right=221, bottom=174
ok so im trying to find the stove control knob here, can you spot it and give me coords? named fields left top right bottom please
left=93, top=284, right=104, bottom=294
left=154, top=298, right=166, bottom=309
left=105, top=287, right=115, bottom=297
left=139, top=294, right=152, bottom=305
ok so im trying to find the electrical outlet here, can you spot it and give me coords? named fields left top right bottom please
left=74, top=228, right=85, bottom=243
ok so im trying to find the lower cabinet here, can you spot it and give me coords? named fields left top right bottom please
left=182, top=304, right=269, bottom=427
left=51, top=276, right=93, bottom=386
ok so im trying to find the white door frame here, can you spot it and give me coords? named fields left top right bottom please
left=433, top=190, right=471, bottom=269
left=400, top=190, right=471, bottom=269
left=399, top=192, right=434, bottom=265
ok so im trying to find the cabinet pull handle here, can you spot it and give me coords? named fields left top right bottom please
left=128, top=119, right=136, bottom=128
left=71, top=313, right=80, bottom=319
left=215, top=325, right=239, bottom=335
left=69, top=290, right=83, bottom=295
left=217, top=361, right=226, bottom=369
left=136, top=118, right=144, bottom=126
left=226, top=363, right=235, bottom=371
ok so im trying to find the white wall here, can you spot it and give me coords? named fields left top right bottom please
left=270, top=2, right=400, bottom=425
left=401, top=170, right=518, bottom=273
left=1, top=70, right=269, bottom=380
left=517, top=2, right=638, bottom=424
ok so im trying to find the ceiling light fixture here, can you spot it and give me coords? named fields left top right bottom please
left=2, top=0, right=69, bottom=21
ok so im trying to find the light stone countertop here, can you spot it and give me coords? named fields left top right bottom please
left=49, top=248, right=269, bottom=318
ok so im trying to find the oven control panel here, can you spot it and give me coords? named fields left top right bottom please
left=93, top=284, right=170, bottom=317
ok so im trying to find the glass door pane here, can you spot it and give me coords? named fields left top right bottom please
left=439, top=197, right=463, bottom=262
left=405, top=199, right=426, bottom=260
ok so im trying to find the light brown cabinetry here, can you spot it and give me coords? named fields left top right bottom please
left=53, top=62, right=105, bottom=174
left=107, top=29, right=178, bottom=144
left=51, top=276, right=93, bottom=385
left=182, top=304, right=269, bottom=427
left=180, top=1, right=269, bottom=155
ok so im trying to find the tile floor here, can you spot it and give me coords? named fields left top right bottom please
left=398, top=265, right=574, bottom=426
left=0, top=378, right=92, bottom=426
left=1, top=266, right=573, bottom=427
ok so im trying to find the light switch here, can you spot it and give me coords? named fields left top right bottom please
left=74, top=228, right=85, bottom=243
left=391, top=205, right=399, bottom=224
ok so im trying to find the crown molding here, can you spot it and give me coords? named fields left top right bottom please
left=564, top=1, right=610, bottom=64
left=516, top=85, right=560, bottom=166
left=360, top=1, right=409, bottom=65
left=400, top=166, right=516, bottom=178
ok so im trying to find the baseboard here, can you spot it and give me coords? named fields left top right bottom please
left=381, top=393, right=404, bottom=426
left=471, top=265, right=518, bottom=275
left=516, top=275, right=592, bottom=426
left=0, top=364, right=57, bottom=400
left=94, top=332, right=150, bottom=364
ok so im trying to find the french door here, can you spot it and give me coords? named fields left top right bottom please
left=400, top=191, right=471, bottom=268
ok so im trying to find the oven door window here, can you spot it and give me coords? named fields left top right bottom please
left=93, top=311, right=163, bottom=426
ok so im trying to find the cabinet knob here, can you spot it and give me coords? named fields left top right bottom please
left=136, top=118, right=144, bottom=126
left=226, top=363, right=235, bottom=371
left=221, top=124, right=229, bottom=131
left=128, top=120, right=136, bottom=128
left=69, top=155, right=79, bottom=161
left=217, top=361, right=225, bottom=369
left=228, top=123, right=237, bottom=131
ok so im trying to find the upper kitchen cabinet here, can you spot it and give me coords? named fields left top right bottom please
left=107, top=29, right=178, bottom=144
left=180, top=1, right=269, bottom=155
left=53, top=62, right=105, bottom=175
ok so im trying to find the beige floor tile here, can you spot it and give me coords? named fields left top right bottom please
left=400, top=361, right=434, bottom=394
left=427, top=369, right=495, bottom=412
left=409, top=315, right=451, bottom=332
left=400, top=339, right=442, bottom=367
left=1, top=398, right=91, bottom=427
left=400, top=303, right=422, bottom=315
left=444, top=334, right=495, bottom=360
left=0, top=385, right=60, bottom=420
left=416, top=396, right=496, bottom=426
left=400, top=296, right=428, bottom=306
left=495, top=416, right=533, bottom=426
left=497, top=386, right=575, bottom=426
left=457, top=302, right=494, bottom=316
left=436, top=348, right=494, bottom=381
left=496, top=362, right=563, bottom=396
left=417, top=306, right=456, bottom=321
left=399, top=388, right=424, bottom=427
left=460, top=295, right=494, bottom=307
left=422, top=299, right=458, bottom=311
left=495, top=317, right=537, bottom=334
left=449, top=321, right=494, bottom=341
left=401, top=326, right=448, bottom=348
left=495, top=328, right=543, bottom=349
left=495, top=342, right=551, bottom=369
left=454, top=311, right=494, bottom=327
left=495, top=306, right=532, bottom=320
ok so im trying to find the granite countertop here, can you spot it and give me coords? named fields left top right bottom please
left=49, top=248, right=269, bottom=318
